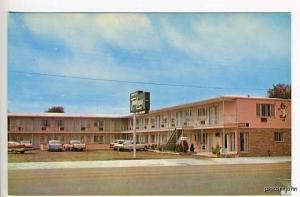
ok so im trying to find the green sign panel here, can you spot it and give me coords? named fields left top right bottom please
left=130, top=91, right=150, bottom=114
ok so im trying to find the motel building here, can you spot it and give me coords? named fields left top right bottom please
left=8, top=95, right=291, bottom=157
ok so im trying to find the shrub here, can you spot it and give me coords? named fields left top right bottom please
left=212, top=146, right=216, bottom=154
left=190, top=143, right=194, bottom=152
left=175, top=144, right=183, bottom=152
left=158, top=144, right=166, bottom=151
left=181, top=140, right=189, bottom=152
left=150, top=144, right=157, bottom=150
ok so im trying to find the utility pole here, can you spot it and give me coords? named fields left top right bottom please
left=222, top=97, right=226, bottom=154
left=133, top=113, right=136, bottom=159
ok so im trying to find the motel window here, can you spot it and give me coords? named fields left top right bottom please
left=274, top=132, right=283, bottom=142
left=256, top=103, right=275, bottom=117
left=240, top=132, right=249, bottom=152
left=42, top=119, right=50, bottom=127
left=198, top=107, right=207, bottom=117
left=163, top=118, right=167, bottom=124
left=94, top=120, right=104, bottom=131
left=185, top=109, right=192, bottom=119
left=94, top=136, right=104, bottom=144
left=209, top=106, right=219, bottom=125
left=57, top=119, right=64, bottom=128
left=198, top=132, right=207, bottom=144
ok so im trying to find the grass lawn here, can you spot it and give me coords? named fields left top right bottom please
left=8, top=149, right=203, bottom=163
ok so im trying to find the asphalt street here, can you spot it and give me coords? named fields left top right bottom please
left=9, top=162, right=290, bottom=195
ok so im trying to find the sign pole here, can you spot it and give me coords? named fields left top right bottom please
left=133, top=112, right=136, bottom=159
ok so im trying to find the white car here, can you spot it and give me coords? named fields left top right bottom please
left=109, top=139, right=125, bottom=148
left=8, top=141, right=26, bottom=154
left=114, top=140, right=147, bottom=151
left=64, top=140, right=86, bottom=151
left=70, top=140, right=86, bottom=151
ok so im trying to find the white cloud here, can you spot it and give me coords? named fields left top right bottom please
left=160, top=14, right=290, bottom=66
left=97, top=14, right=159, bottom=51
left=24, top=13, right=159, bottom=52
left=24, top=14, right=98, bottom=50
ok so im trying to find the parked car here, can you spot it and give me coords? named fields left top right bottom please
left=63, top=140, right=86, bottom=151
left=70, top=140, right=86, bottom=151
left=20, top=140, right=33, bottom=150
left=8, top=141, right=26, bottom=154
left=48, top=140, right=63, bottom=152
left=109, top=139, right=125, bottom=148
left=114, top=140, right=148, bottom=151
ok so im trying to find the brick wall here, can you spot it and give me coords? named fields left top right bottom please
left=238, top=128, right=291, bottom=157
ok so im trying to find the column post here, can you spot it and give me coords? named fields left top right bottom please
left=222, top=97, right=226, bottom=154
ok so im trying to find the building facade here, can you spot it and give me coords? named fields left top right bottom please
left=8, top=96, right=291, bottom=156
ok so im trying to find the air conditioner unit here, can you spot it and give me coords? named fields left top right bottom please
left=261, top=118, right=267, bottom=122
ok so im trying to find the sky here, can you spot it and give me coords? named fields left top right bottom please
left=8, top=13, right=291, bottom=115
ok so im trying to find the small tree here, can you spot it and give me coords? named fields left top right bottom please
left=267, top=83, right=291, bottom=99
left=46, top=106, right=65, bottom=113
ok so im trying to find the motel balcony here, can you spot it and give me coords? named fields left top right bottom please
left=124, top=114, right=238, bottom=132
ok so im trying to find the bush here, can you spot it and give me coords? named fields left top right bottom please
left=175, top=144, right=183, bottom=152
left=166, top=144, right=176, bottom=151
left=212, top=146, right=216, bottom=154
left=190, top=143, right=194, bottom=152
left=181, top=140, right=189, bottom=153
left=212, top=144, right=221, bottom=156
left=158, top=144, right=166, bottom=151
left=150, top=144, right=157, bottom=150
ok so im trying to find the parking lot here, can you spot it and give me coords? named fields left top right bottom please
left=8, top=149, right=200, bottom=163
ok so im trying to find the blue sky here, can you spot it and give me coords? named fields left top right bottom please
left=8, top=13, right=291, bottom=114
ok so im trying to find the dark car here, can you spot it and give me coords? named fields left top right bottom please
left=48, top=140, right=63, bottom=152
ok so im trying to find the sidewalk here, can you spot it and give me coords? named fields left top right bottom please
left=8, top=156, right=291, bottom=170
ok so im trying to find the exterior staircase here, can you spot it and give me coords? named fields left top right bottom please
left=165, top=128, right=183, bottom=151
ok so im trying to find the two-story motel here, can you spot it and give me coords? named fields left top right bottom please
left=8, top=95, right=291, bottom=156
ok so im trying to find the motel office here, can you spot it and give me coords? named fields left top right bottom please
left=8, top=96, right=291, bottom=156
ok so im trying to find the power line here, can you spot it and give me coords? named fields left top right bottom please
left=9, top=70, right=268, bottom=91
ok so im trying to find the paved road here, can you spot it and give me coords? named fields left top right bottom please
left=8, top=156, right=291, bottom=170
left=9, top=163, right=290, bottom=195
